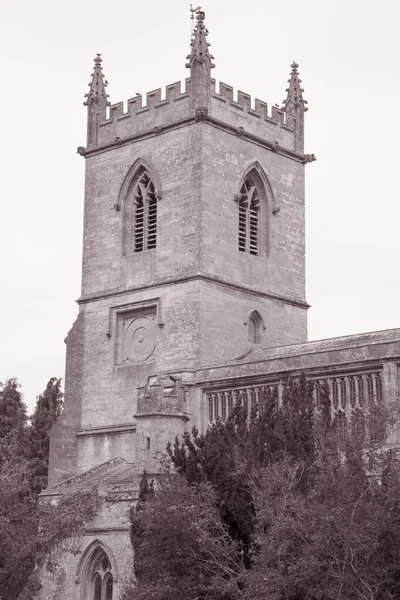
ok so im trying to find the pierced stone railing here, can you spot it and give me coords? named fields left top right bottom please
left=206, top=383, right=279, bottom=423
left=205, top=370, right=383, bottom=427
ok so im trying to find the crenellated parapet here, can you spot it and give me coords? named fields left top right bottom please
left=135, top=376, right=189, bottom=472
left=136, top=375, right=188, bottom=418
left=211, top=80, right=284, bottom=121
left=209, top=79, right=297, bottom=148
left=92, top=79, right=191, bottom=148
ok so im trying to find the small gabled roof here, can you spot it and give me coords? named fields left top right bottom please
left=46, top=457, right=140, bottom=492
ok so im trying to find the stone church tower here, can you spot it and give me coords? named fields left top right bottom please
left=48, top=10, right=309, bottom=488
left=40, top=9, right=320, bottom=599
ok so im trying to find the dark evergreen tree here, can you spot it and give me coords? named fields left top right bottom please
left=29, top=377, right=63, bottom=492
left=167, top=379, right=316, bottom=563
left=0, top=378, right=29, bottom=461
left=137, top=469, right=155, bottom=507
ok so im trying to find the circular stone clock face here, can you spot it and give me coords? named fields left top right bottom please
left=123, top=316, right=156, bottom=363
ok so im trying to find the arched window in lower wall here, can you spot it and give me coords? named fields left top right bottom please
left=89, top=550, right=113, bottom=600
left=248, top=310, right=264, bottom=344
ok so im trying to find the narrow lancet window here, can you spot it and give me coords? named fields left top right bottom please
left=93, top=573, right=102, bottom=600
left=238, top=176, right=260, bottom=255
left=248, top=311, right=263, bottom=344
left=133, top=171, right=157, bottom=252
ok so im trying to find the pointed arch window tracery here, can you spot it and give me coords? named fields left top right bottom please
left=87, top=549, right=113, bottom=600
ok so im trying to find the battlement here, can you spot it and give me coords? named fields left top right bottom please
left=93, top=79, right=191, bottom=147
left=136, top=376, right=187, bottom=417
left=106, top=79, right=190, bottom=122
left=211, top=79, right=288, bottom=127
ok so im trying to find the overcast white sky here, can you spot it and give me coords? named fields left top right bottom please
left=1, top=0, right=399, bottom=412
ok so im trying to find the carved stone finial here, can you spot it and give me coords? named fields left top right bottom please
left=290, top=61, right=299, bottom=72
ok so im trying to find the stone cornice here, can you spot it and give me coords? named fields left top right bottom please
left=80, top=116, right=195, bottom=158
left=79, top=112, right=308, bottom=164
left=195, top=359, right=388, bottom=389
left=84, top=527, right=131, bottom=535
left=205, top=115, right=305, bottom=163
left=76, top=423, right=136, bottom=437
left=195, top=352, right=400, bottom=388
left=78, top=273, right=310, bottom=310
left=134, top=411, right=190, bottom=422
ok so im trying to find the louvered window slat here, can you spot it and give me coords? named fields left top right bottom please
left=238, top=176, right=260, bottom=255
left=133, top=172, right=157, bottom=253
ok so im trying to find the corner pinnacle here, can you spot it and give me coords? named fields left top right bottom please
left=84, top=54, right=110, bottom=107
left=282, top=61, right=308, bottom=111
left=186, top=8, right=215, bottom=70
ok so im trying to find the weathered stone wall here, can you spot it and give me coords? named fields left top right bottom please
left=196, top=279, right=307, bottom=364
left=37, top=498, right=134, bottom=600
left=72, top=280, right=200, bottom=472
left=200, top=124, right=306, bottom=303
left=81, top=126, right=203, bottom=298
left=48, top=312, right=85, bottom=487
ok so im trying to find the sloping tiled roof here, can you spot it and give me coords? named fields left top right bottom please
left=230, top=328, right=400, bottom=366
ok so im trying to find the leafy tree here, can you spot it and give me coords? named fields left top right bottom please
left=130, top=374, right=400, bottom=600
left=125, top=475, right=244, bottom=600
left=29, top=377, right=63, bottom=492
left=0, top=453, right=102, bottom=600
left=243, top=397, right=400, bottom=600
left=0, top=376, right=100, bottom=600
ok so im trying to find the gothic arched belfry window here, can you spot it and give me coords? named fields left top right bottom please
left=133, top=171, right=157, bottom=252
left=238, top=174, right=261, bottom=255
left=120, top=159, right=162, bottom=256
